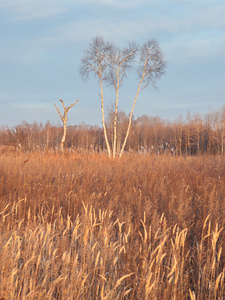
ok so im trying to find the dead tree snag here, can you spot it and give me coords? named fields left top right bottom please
left=54, top=99, right=79, bottom=152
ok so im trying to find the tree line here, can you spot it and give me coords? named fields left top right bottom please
left=1, top=107, right=225, bottom=155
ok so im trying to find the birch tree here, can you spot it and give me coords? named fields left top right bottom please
left=106, top=106, right=129, bottom=154
left=80, top=37, right=113, bottom=157
left=80, top=36, right=166, bottom=158
left=54, top=99, right=79, bottom=152
left=217, top=107, right=225, bottom=155
left=119, top=39, right=166, bottom=157
left=193, top=113, right=203, bottom=155
left=107, top=43, right=137, bottom=158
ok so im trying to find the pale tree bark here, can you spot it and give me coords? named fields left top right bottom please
left=119, top=40, right=166, bottom=158
left=193, top=113, right=203, bottom=155
left=113, top=78, right=119, bottom=159
left=80, top=37, right=166, bottom=158
left=80, top=37, right=112, bottom=157
left=204, top=110, right=217, bottom=155
left=100, top=74, right=112, bottom=157
left=172, top=117, right=183, bottom=156
left=54, top=99, right=79, bottom=152
left=105, top=107, right=128, bottom=153
left=119, top=79, right=143, bottom=158
left=108, top=44, right=137, bottom=158
left=215, top=107, right=225, bottom=155
left=184, top=112, right=192, bottom=155
left=220, top=111, right=225, bottom=155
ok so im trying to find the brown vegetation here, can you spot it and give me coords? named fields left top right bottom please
left=0, top=151, right=225, bottom=299
left=0, top=145, right=16, bottom=153
left=1, top=107, right=225, bottom=155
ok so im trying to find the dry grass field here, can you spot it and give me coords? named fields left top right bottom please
left=0, top=152, right=225, bottom=299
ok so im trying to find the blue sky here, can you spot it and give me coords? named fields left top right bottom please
left=0, top=0, right=224, bottom=127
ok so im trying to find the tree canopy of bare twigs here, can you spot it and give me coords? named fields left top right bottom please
left=80, top=36, right=166, bottom=158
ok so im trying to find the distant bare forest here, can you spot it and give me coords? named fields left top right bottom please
left=1, top=107, right=225, bottom=155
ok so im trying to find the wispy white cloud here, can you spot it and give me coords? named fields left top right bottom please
left=16, top=11, right=223, bottom=67
left=162, top=28, right=225, bottom=64
left=1, top=0, right=225, bottom=126
left=1, top=0, right=224, bottom=66
left=0, top=0, right=67, bottom=21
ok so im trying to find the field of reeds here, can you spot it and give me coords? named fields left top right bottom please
left=1, top=151, right=225, bottom=299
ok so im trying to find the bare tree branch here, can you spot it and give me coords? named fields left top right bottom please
left=54, top=99, right=79, bottom=152
left=106, top=42, right=138, bottom=158
left=80, top=36, right=166, bottom=159
left=119, top=39, right=166, bottom=158
left=80, top=36, right=113, bottom=157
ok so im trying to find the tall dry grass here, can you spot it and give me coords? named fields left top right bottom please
left=0, top=152, right=225, bottom=299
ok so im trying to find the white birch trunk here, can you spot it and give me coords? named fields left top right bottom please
left=61, top=119, right=67, bottom=152
left=113, top=79, right=119, bottom=159
left=119, top=79, right=143, bottom=158
left=54, top=99, right=79, bottom=152
left=100, top=80, right=111, bottom=158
